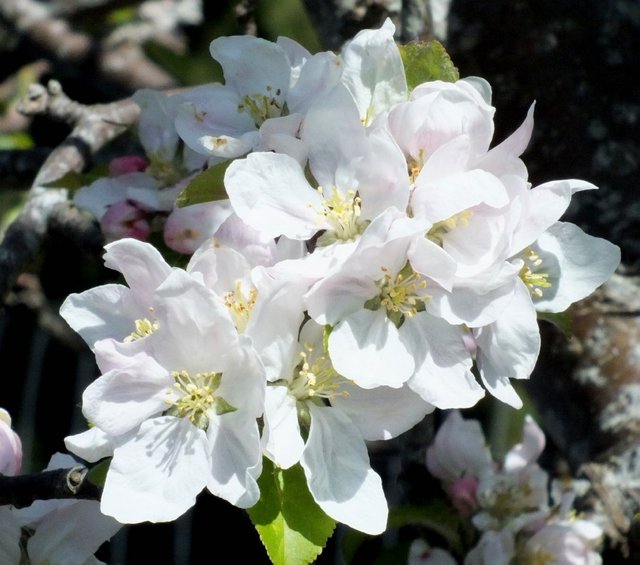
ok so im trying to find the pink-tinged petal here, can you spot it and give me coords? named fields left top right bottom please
left=225, top=152, right=323, bottom=240
left=164, top=201, right=232, bottom=255
left=504, top=415, right=546, bottom=471
left=82, top=353, right=170, bottom=436
left=64, top=427, right=114, bottom=463
left=262, top=385, right=304, bottom=469
left=331, top=383, right=434, bottom=441
left=101, top=417, right=210, bottom=523
left=426, top=411, right=493, bottom=483
left=206, top=410, right=262, bottom=509
left=329, top=308, right=414, bottom=388
left=302, top=404, right=388, bottom=534
left=0, top=409, right=22, bottom=476
left=103, top=238, right=171, bottom=303
left=531, top=222, right=620, bottom=313
left=27, top=500, right=121, bottom=565
left=402, top=315, right=484, bottom=409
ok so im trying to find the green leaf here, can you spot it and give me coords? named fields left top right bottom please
left=86, top=458, right=111, bottom=488
left=176, top=161, right=231, bottom=207
left=537, top=310, right=573, bottom=338
left=399, top=41, right=459, bottom=90
left=42, top=164, right=110, bottom=191
left=248, top=458, right=336, bottom=565
left=387, top=501, right=464, bottom=555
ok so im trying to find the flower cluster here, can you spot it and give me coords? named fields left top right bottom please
left=61, top=19, right=619, bottom=538
left=415, top=411, right=603, bottom=564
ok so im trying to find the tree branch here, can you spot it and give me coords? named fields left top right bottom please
left=0, top=466, right=101, bottom=508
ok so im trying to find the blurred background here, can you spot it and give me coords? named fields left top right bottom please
left=1, top=0, right=638, bottom=563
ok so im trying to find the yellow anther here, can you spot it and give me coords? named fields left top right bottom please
left=223, top=281, right=258, bottom=332
left=124, top=318, right=158, bottom=342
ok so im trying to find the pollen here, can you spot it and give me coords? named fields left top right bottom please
left=223, top=281, right=257, bottom=332
left=288, top=344, right=349, bottom=403
left=378, top=263, right=430, bottom=319
left=427, top=210, right=473, bottom=245
left=166, top=370, right=235, bottom=429
left=124, top=317, right=158, bottom=342
left=315, top=186, right=367, bottom=245
left=519, top=249, right=552, bottom=298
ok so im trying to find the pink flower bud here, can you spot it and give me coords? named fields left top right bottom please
left=448, top=475, right=479, bottom=517
left=0, top=408, right=22, bottom=476
left=100, top=200, right=152, bottom=242
left=108, top=155, right=149, bottom=177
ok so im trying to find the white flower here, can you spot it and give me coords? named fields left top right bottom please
left=262, top=320, right=432, bottom=534
left=175, top=34, right=342, bottom=160
left=224, top=83, right=409, bottom=249
left=66, top=269, right=265, bottom=523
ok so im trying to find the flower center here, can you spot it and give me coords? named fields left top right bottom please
left=427, top=210, right=473, bottom=245
left=288, top=344, right=349, bottom=403
left=315, top=186, right=367, bottom=246
left=165, top=370, right=235, bottom=429
left=124, top=316, right=159, bottom=342
left=223, top=281, right=257, bottom=333
left=519, top=249, right=552, bottom=298
left=366, top=262, right=430, bottom=326
left=237, top=87, right=284, bottom=127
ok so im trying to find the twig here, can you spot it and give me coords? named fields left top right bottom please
left=0, top=466, right=101, bottom=507
left=0, top=80, right=139, bottom=303
left=235, top=0, right=258, bottom=37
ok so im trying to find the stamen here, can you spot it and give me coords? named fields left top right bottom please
left=519, top=249, right=552, bottom=298
left=166, top=370, right=235, bottom=429
left=124, top=317, right=158, bottom=342
left=288, top=344, right=350, bottom=403
left=223, top=281, right=257, bottom=332
left=315, top=186, right=367, bottom=245
left=237, top=90, right=284, bottom=127
left=427, top=210, right=473, bottom=245
left=378, top=262, right=430, bottom=319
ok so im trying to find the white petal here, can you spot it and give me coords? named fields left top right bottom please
left=82, top=354, right=170, bottom=436
left=225, top=152, right=323, bottom=239
left=329, top=309, right=414, bottom=388
left=59, top=284, right=140, bottom=350
left=210, top=36, right=290, bottom=101
left=331, top=384, right=434, bottom=440
left=206, top=410, right=262, bottom=508
left=27, top=501, right=120, bottom=565
left=475, top=282, right=540, bottom=408
left=301, top=404, right=388, bottom=534
left=402, top=315, right=484, bottom=409
left=504, top=415, right=546, bottom=471
left=101, top=417, right=210, bottom=523
left=532, top=222, right=620, bottom=312
left=64, top=428, right=114, bottom=463
left=262, top=385, right=304, bottom=468
left=103, top=238, right=171, bottom=303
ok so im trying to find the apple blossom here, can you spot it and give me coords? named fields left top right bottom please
left=0, top=408, right=21, bottom=476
